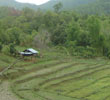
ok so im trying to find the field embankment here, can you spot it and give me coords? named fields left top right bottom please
left=0, top=52, right=110, bottom=100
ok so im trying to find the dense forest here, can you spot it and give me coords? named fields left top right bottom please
left=0, top=0, right=38, bottom=9
left=0, top=0, right=95, bottom=10
left=39, top=0, right=96, bottom=10
left=0, top=2, right=110, bottom=58
left=77, top=0, right=110, bottom=14
left=0, top=0, right=110, bottom=15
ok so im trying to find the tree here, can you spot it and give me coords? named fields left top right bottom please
left=34, top=29, right=51, bottom=48
left=66, top=20, right=80, bottom=42
left=22, top=7, right=35, bottom=21
left=87, top=16, right=101, bottom=48
left=51, top=23, right=67, bottom=45
left=9, top=43, right=16, bottom=56
left=77, top=31, right=91, bottom=47
left=6, top=27, right=21, bottom=45
left=53, top=2, right=63, bottom=13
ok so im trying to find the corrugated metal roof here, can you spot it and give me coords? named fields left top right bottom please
left=20, top=52, right=33, bottom=55
left=27, top=48, right=39, bottom=54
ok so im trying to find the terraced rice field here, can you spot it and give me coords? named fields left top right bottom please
left=0, top=54, right=110, bottom=100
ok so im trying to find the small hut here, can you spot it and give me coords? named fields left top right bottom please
left=19, top=48, right=39, bottom=57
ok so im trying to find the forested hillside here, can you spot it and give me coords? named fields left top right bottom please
left=1, top=2, right=110, bottom=100
left=0, top=0, right=110, bottom=15
left=0, top=0, right=38, bottom=9
left=43, top=0, right=110, bottom=14
left=40, top=0, right=96, bottom=10
left=0, top=0, right=96, bottom=10
left=77, top=0, right=110, bottom=14
left=0, top=6, right=110, bottom=58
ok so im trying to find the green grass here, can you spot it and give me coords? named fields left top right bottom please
left=0, top=50, right=110, bottom=100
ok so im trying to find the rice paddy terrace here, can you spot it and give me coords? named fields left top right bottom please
left=0, top=53, right=110, bottom=100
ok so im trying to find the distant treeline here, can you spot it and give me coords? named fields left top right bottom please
left=0, top=0, right=110, bottom=14
left=0, top=5, right=110, bottom=58
left=76, top=0, right=110, bottom=15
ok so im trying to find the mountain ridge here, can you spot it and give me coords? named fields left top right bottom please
left=40, top=0, right=97, bottom=10
left=0, top=0, right=38, bottom=9
left=0, top=0, right=97, bottom=10
left=0, top=0, right=110, bottom=14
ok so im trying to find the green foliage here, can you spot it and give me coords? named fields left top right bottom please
left=6, top=27, right=21, bottom=45
left=66, top=20, right=80, bottom=41
left=0, top=6, right=110, bottom=58
left=40, top=0, right=96, bottom=11
left=0, top=42, right=2, bottom=52
left=9, top=44, right=16, bottom=55
left=2, top=45, right=10, bottom=55
left=77, top=31, right=91, bottom=47
left=77, top=0, right=110, bottom=15
left=0, top=0, right=110, bottom=15
left=51, top=23, right=67, bottom=45
left=0, top=0, right=38, bottom=10
left=53, top=2, right=63, bottom=13
left=87, top=16, right=101, bottom=41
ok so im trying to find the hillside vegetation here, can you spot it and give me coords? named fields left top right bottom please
left=77, top=0, right=110, bottom=14
left=1, top=1, right=110, bottom=100
left=0, top=0, right=110, bottom=14
left=40, top=0, right=96, bottom=10
left=0, top=0, right=38, bottom=9
left=0, top=6, right=110, bottom=58
left=40, top=0, right=110, bottom=14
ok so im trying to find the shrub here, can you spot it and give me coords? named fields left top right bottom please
left=9, top=44, right=17, bottom=56
left=0, top=42, right=3, bottom=52
left=2, top=45, right=10, bottom=55
left=67, top=45, right=96, bottom=58
left=106, top=50, right=110, bottom=59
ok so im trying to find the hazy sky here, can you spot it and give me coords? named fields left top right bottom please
left=15, top=0, right=50, bottom=5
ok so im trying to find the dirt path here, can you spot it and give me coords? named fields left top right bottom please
left=0, top=81, right=18, bottom=100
